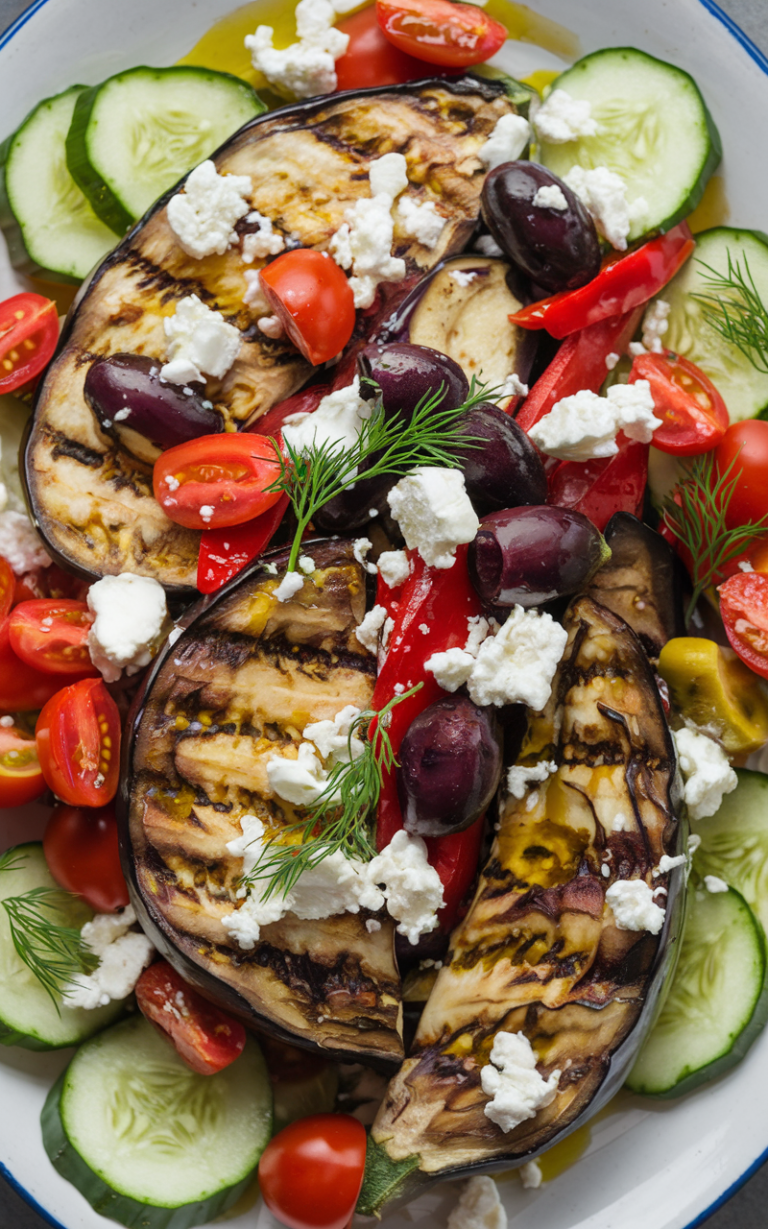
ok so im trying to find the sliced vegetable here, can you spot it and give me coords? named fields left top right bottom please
left=196, top=492, right=289, bottom=593
left=547, top=436, right=649, bottom=532
left=8, top=599, right=96, bottom=676
left=335, top=6, right=434, bottom=90
left=0, top=617, right=74, bottom=711
left=714, top=420, right=768, bottom=529
left=718, top=572, right=768, bottom=680
left=43, top=803, right=129, bottom=914
left=135, top=960, right=246, bottom=1075
left=258, top=1113, right=367, bottom=1229
left=629, top=351, right=728, bottom=455
left=36, top=678, right=121, bottom=808
left=0, top=724, right=45, bottom=807
left=259, top=249, right=356, bottom=365
left=658, top=637, right=768, bottom=754
left=0, top=293, right=58, bottom=394
left=153, top=433, right=283, bottom=531
left=41, top=1014, right=272, bottom=1227
left=376, top=0, right=506, bottom=68
left=694, top=769, right=768, bottom=934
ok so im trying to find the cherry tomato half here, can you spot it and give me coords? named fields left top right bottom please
left=335, top=5, right=438, bottom=89
left=12, top=563, right=90, bottom=606
left=0, top=617, right=74, bottom=711
left=43, top=802, right=129, bottom=912
left=375, top=0, right=506, bottom=67
left=714, top=420, right=768, bottom=531
left=0, top=293, right=58, bottom=394
left=719, top=572, right=768, bottom=680
left=35, top=678, right=121, bottom=807
left=153, top=433, right=283, bottom=531
left=258, top=1114, right=367, bottom=1229
left=628, top=350, right=729, bottom=456
left=9, top=599, right=97, bottom=676
left=0, top=556, right=14, bottom=621
left=135, top=960, right=247, bottom=1075
left=259, top=251, right=356, bottom=366
left=0, top=724, right=46, bottom=807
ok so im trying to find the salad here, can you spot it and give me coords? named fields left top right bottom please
left=2, top=1, right=768, bottom=1228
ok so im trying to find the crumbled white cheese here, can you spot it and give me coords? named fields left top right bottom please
left=282, top=376, right=373, bottom=461
left=629, top=341, right=647, bottom=357
left=63, top=905, right=154, bottom=1010
left=87, top=572, right=169, bottom=683
left=641, top=299, right=671, bottom=354
left=267, top=740, right=328, bottom=805
left=611, top=813, right=630, bottom=833
left=161, top=294, right=242, bottom=385
left=739, top=560, right=755, bottom=573
left=673, top=728, right=738, bottom=821
left=245, top=0, right=350, bottom=99
left=450, top=269, right=479, bottom=287
left=605, top=351, right=620, bottom=371
left=303, top=704, right=364, bottom=766
left=475, top=234, right=504, bottom=257
left=654, top=853, right=688, bottom=876
left=274, top=571, right=305, bottom=602
left=467, top=606, right=568, bottom=711
left=534, top=89, right=599, bottom=143
left=366, top=829, right=444, bottom=945
left=353, top=537, right=377, bottom=575
left=528, top=381, right=661, bottom=462
left=377, top=549, right=410, bottom=589
left=606, top=879, right=666, bottom=934
left=447, top=1177, right=507, bottom=1229
left=533, top=183, right=568, bottom=210
left=387, top=467, right=479, bottom=569
left=425, top=647, right=476, bottom=692
left=258, top=314, right=285, bottom=339
left=519, top=1160, right=543, bottom=1190
left=243, top=269, right=270, bottom=312
left=688, top=833, right=702, bottom=855
left=704, top=874, right=729, bottom=893
left=481, top=1031, right=560, bottom=1133
left=298, top=554, right=316, bottom=574
left=199, top=504, right=215, bottom=523
left=0, top=510, right=51, bottom=574
left=241, top=210, right=285, bottom=261
left=356, top=603, right=388, bottom=654
left=465, top=615, right=495, bottom=658
left=330, top=152, right=408, bottom=308
left=167, top=160, right=252, bottom=260
left=397, top=196, right=447, bottom=249
left=479, top=114, right=531, bottom=171
left=498, top=373, right=529, bottom=401
left=507, top=760, right=558, bottom=800
left=564, top=164, right=647, bottom=251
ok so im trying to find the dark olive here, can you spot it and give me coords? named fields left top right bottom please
left=469, top=505, right=608, bottom=608
left=358, top=343, right=469, bottom=416
left=481, top=162, right=601, bottom=293
left=456, top=403, right=547, bottom=516
left=398, top=695, right=502, bottom=838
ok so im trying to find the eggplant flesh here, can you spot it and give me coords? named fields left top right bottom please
left=363, top=597, right=684, bottom=1212
left=119, top=538, right=405, bottom=1066
left=25, top=76, right=522, bottom=592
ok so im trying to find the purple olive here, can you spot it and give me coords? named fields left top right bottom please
left=456, top=403, right=547, bottom=516
left=358, top=343, right=469, bottom=417
left=398, top=696, right=502, bottom=838
left=469, top=506, right=608, bottom=608
left=481, top=163, right=601, bottom=293
left=84, top=354, right=224, bottom=464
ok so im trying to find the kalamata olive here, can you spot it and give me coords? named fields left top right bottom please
left=312, top=472, right=394, bottom=532
left=398, top=696, right=502, bottom=838
left=358, top=343, right=469, bottom=417
left=84, top=354, right=224, bottom=464
left=456, top=403, right=547, bottom=516
left=469, top=506, right=608, bottom=607
left=481, top=162, right=601, bottom=293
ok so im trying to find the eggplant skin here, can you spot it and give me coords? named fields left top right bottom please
left=363, top=597, right=685, bottom=1210
left=119, top=538, right=404, bottom=1067
left=25, top=75, right=521, bottom=593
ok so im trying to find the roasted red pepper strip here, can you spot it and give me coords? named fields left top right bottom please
left=370, top=547, right=486, bottom=929
left=197, top=493, right=289, bottom=594
left=516, top=306, right=644, bottom=434
left=509, top=223, right=695, bottom=339
left=548, top=436, right=649, bottom=533
left=135, top=959, right=247, bottom=1075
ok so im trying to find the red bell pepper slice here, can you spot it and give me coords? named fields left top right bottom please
left=197, top=493, right=289, bottom=594
left=509, top=223, right=695, bottom=339
left=548, top=436, right=649, bottom=533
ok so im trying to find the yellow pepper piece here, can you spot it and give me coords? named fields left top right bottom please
left=658, top=637, right=768, bottom=755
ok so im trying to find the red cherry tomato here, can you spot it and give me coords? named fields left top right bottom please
left=0, top=293, right=58, bottom=394
left=375, top=0, right=506, bottom=67
left=9, top=599, right=97, bottom=676
left=35, top=678, right=121, bottom=807
left=12, top=563, right=90, bottom=606
left=714, top=420, right=768, bottom=530
left=258, top=1114, right=367, bottom=1229
left=0, top=617, right=75, bottom=711
left=628, top=351, right=728, bottom=455
left=718, top=572, right=768, bottom=679
left=43, top=802, right=129, bottom=912
left=335, top=5, right=438, bottom=89
left=0, top=724, right=46, bottom=807
left=259, top=251, right=356, bottom=366
left=0, top=556, right=14, bottom=621
left=135, top=960, right=247, bottom=1075
left=153, top=433, right=283, bottom=531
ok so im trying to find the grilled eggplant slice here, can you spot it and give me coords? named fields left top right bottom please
left=361, top=596, right=684, bottom=1213
left=25, top=76, right=523, bottom=592
left=120, top=538, right=404, bottom=1065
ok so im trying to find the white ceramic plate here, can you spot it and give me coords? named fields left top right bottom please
left=1, top=0, right=767, bottom=1226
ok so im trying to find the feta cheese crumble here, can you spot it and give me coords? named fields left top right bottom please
left=606, top=879, right=666, bottom=934
left=245, top=0, right=350, bottom=99
left=605, top=351, right=620, bottom=371
left=468, top=606, right=568, bottom=710
left=498, top=373, right=529, bottom=401
left=481, top=1031, right=560, bottom=1133
left=447, top=1177, right=507, bottom=1229
left=161, top=294, right=242, bottom=385
left=475, top=234, right=504, bottom=257
left=87, top=572, right=169, bottom=682
left=387, top=467, right=479, bottom=569
left=330, top=152, right=408, bottom=308
left=267, top=741, right=328, bottom=805
left=507, top=760, right=558, bottom=800
left=241, top=210, right=286, bottom=261
left=282, top=376, right=373, bottom=460
left=63, top=905, right=154, bottom=1010
left=673, top=728, right=738, bottom=820
left=704, top=874, right=729, bottom=893
left=353, top=537, right=377, bottom=575
left=167, top=160, right=252, bottom=260
left=425, top=647, right=475, bottom=692
left=356, top=603, right=388, bottom=654
left=0, top=510, right=52, bottom=574
left=303, top=705, right=364, bottom=765
left=298, top=554, right=316, bottom=574
left=532, top=183, right=568, bottom=210
left=564, top=165, right=647, bottom=251
left=377, top=549, right=410, bottom=589
left=642, top=299, right=671, bottom=353
left=274, top=571, right=305, bottom=603
left=529, top=381, right=661, bottom=462
left=397, top=196, right=447, bottom=249
left=258, top=314, right=285, bottom=338
left=534, top=90, right=599, bottom=143
left=366, top=829, right=444, bottom=945
left=478, top=113, right=531, bottom=171
left=519, top=1160, right=543, bottom=1190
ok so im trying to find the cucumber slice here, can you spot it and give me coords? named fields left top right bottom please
left=626, top=884, right=768, bottom=1097
left=41, top=1014, right=272, bottom=1229
left=0, top=843, right=124, bottom=1050
left=0, top=85, right=117, bottom=283
left=694, top=768, right=768, bottom=933
left=66, top=67, right=266, bottom=235
left=650, top=227, right=768, bottom=422
left=539, top=48, right=721, bottom=242
left=468, top=65, right=535, bottom=117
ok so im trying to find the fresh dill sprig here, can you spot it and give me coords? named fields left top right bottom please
left=663, top=450, right=768, bottom=622
left=269, top=378, right=494, bottom=573
left=240, top=684, right=423, bottom=902
left=691, top=251, right=768, bottom=374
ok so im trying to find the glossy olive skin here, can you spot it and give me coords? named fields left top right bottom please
left=359, top=342, right=469, bottom=417
left=84, top=354, right=224, bottom=463
left=398, top=696, right=502, bottom=838
left=469, top=506, right=606, bottom=607
left=481, top=162, right=601, bottom=293
left=457, top=403, right=547, bottom=516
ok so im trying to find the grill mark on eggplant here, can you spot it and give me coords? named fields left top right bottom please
left=48, top=431, right=105, bottom=469
left=124, top=249, right=214, bottom=306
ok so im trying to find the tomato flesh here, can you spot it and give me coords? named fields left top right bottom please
left=0, top=724, right=46, bottom=807
left=9, top=598, right=97, bottom=676
left=153, top=433, right=283, bottom=531
left=719, top=572, right=768, bottom=679
left=0, top=293, right=58, bottom=394
left=629, top=351, right=728, bottom=455
left=35, top=678, right=121, bottom=807
left=0, top=617, right=77, bottom=711
left=12, top=563, right=90, bottom=606
left=335, top=5, right=440, bottom=89
left=43, top=802, right=129, bottom=912
left=259, top=250, right=356, bottom=366
left=135, top=960, right=247, bottom=1075
left=0, top=556, right=14, bottom=621
left=258, top=1113, right=367, bottom=1229
left=375, top=0, right=506, bottom=67
left=714, top=420, right=768, bottom=530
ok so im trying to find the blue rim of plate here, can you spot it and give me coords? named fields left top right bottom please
left=0, top=0, right=766, bottom=1224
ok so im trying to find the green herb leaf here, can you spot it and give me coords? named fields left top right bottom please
left=692, top=251, right=768, bottom=375
left=1, top=877, right=98, bottom=1010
